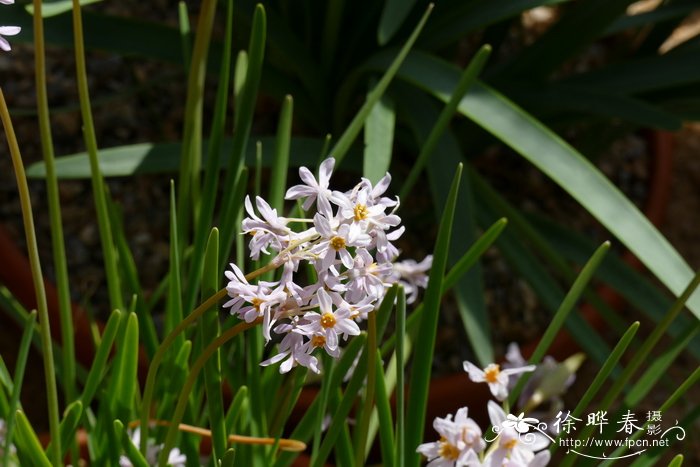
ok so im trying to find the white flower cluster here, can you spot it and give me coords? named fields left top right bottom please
left=223, top=157, right=431, bottom=373
left=418, top=344, right=583, bottom=466
left=0, top=0, right=21, bottom=52
left=417, top=403, right=551, bottom=467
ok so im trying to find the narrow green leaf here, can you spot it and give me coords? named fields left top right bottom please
left=81, top=309, right=122, bottom=408
left=177, top=1, right=192, bottom=71
left=198, top=228, right=227, bottom=462
left=378, top=0, right=418, bottom=45
left=269, top=95, right=294, bottom=211
left=624, top=322, right=700, bottom=407
left=183, top=0, right=234, bottom=314
left=330, top=4, right=433, bottom=165
left=221, top=448, right=236, bottom=467
left=667, top=454, right=684, bottom=467
left=363, top=87, right=395, bottom=185
left=509, top=241, right=610, bottom=405
left=354, top=313, right=378, bottom=466
left=175, top=0, right=218, bottom=244
left=13, top=411, right=52, bottom=467
left=45, top=400, right=83, bottom=458
left=3, top=310, right=36, bottom=465
left=389, top=51, right=700, bottom=318
left=400, top=44, right=491, bottom=200
left=166, top=181, right=183, bottom=341
left=218, top=3, right=267, bottom=264
left=108, top=312, right=139, bottom=421
left=225, top=385, right=248, bottom=434
left=395, top=287, right=406, bottom=467
left=549, top=321, right=639, bottom=456
left=404, top=164, right=462, bottom=467
left=374, top=349, right=395, bottom=466
left=114, top=420, right=149, bottom=467
left=274, top=335, right=367, bottom=467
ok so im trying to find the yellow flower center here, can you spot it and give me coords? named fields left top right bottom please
left=320, top=312, right=336, bottom=329
left=353, top=204, right=368, bottom=221
left=484, top=364, right=501, bottom=383
left=251, top=298, right=264, bottom=311
left=311, top=335, right=326, bottom=348
left=438, top=440, right=460, bottom=461
left=330, top=236, right=346, bottom=250
left=504, top=438, right=518, bottom=450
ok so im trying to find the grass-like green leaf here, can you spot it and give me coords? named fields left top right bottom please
left=45, top=400, right=83, bottom=458
left=549, top=321, right=639, bottom=456
left=330, top=4, right=433, bottom=166
left=385, top=50, right=700, bottom=319
left=2, top=310, right=35, bottom=465
left=107, top=312, right=139, bottom=422
left=80, top=309, right=122, bottom=408
left=400, top=44, right=491, bottom=200
left=373, top=350, right=395, bottom=466
left=667, top=454, right=684, bottom=467
left=363, top=87, right=395, bottom=185
left=13, top=411, right=52, bottom=467
left=198, top=228, right=227, bottom=462
left=509, top=241, right=610, bottom=405
left=269, top=95, right=294, bottom=211
left=114, top=420, right=149, bottom=467
left=404, top=163, right=462, bottom=467
left=218, top=3, right=267, bottom=265
left=165, top=181, right=183, bottom=341
left=624, top=321, right=699, bottom=408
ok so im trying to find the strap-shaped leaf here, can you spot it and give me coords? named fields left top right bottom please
left=387, top=51, right=700, bottom=319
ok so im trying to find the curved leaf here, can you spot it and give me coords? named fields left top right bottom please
left=385, top=51, right=700, bottom=319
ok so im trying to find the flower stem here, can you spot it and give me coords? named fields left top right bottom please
left=139, top=260, right=282, bottom=454
left=158, top=318, right=263, bottom=466
left=0, top=90, right=62, bottom=466
left=33, top=0, right=77, bottom=406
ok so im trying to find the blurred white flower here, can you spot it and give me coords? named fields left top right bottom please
left=464, top=361, right=535, bottom=401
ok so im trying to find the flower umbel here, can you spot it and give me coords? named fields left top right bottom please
left=224, top=157, right=431, bottom=373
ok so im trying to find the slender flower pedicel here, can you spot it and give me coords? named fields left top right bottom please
left=223, top=157, right=431, bottom=373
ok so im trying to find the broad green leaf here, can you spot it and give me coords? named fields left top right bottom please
left=25, top=0, right=102, bottom=17
left=499, top=0, right=634, bottom=79
left=387, top=50, right=700, bottom=319
left=605, top=4, right=699, bottom=34
left=564, top=46, right=700, bottom=94
left=422, top=0, right=570, bottom=49
left=363, top=88, right=395, bottom=185
left=26, top=137, right=325, bottom=179
left=512, top=83, right=682, bottom=130
left=378, top=0, right=417, bottom=45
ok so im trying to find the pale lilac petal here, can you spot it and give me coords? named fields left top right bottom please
left=298, top=166, right=317, bottom=187
left=463, top=361, right=485, bottom=382
left=319, top=157, right=335, bottom=186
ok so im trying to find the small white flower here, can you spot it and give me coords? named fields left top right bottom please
left=486, top=401, right=550, bottom=466
left=298, top=288, right=360, bottom=351
left=0, top=26, right=20, bottom=52
left=391, top=254, right=432, bottom=303
left=261, top=319, right=321, bottom=374
left=463, top=361, right=535, bottom=402
left=285, top=157, right=335, bottom=215
left=417, top=407, right=486, bottom=466
left=311, top=213, right=370, bottom=272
